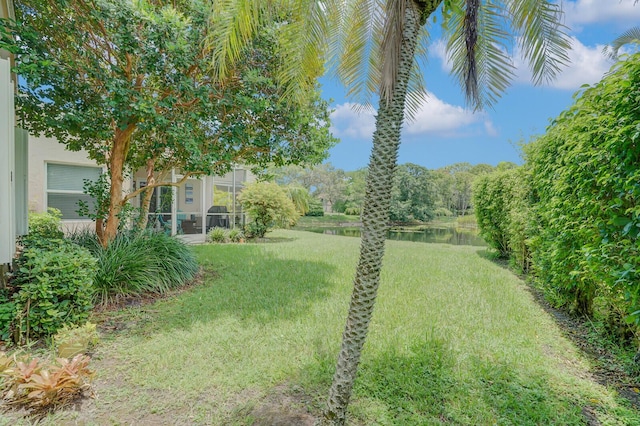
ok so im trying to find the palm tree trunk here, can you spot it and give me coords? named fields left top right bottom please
left=323, top=1, right=439, bottom=424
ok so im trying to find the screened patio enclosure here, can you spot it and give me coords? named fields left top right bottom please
left=133, top=167, right=252, bottom=237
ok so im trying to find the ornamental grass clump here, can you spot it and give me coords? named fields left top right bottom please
left=208, top=227, right=228, bottom=243
left=72, top=230, right=198, bottom=305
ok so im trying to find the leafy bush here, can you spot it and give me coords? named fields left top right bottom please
left=54, top=322, right=99, bottom=358
left=1, top=352, right=92, bottom=412
left=473, top=168, right=532, bottom=271
left=73, top=230, right=198, bottom=305
left=344, top=206, right=360, bottom=216
left=305, top=197, right=324, bottom=216
left=239, top=182, right=300, bottom=238
left=433, top=207, right=453, bottom=217
left=208, top=227, right=228, bottom=243
left=0, top=290, right=15, bottom=342
left=473, top=171, right=513, bottom=257
left=25, top=208, right=64, bottom=241
left=228, top=228, right=245, bottom=243
left=13, top=242, right=97, bottom=341
left=525, top=54, right=640, bottom=320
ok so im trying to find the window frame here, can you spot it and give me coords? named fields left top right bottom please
left=44, top=161, right=105, bottom=221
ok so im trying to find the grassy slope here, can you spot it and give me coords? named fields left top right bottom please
left=10, top=230, right=639, bottom=425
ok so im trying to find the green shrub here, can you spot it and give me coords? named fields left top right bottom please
left=13, top=242, right=97, bottom=341
left=239, top=182, right=300, bottom=238
left=305, top=197, right=324, bottom=216
left=473, top=168, right=533, bottom=272
left=524, top=54, right=640, bottom=319
left=208, top=227, right=228, bottom=243
left=228, top=228, right=245, bottom=243
left=75, top=230, right=198, bottom=305
left=54, top=322, right=99, bottom=358
left=433, top=207, right=453, bottom=217
left=473, top=172, right=512, bottom=257
left=344, top=206, right=360, bottom=216
left=25, top=208, right=64, bottom=241
left=0, top=290, right=15, bottom=342
left=66, top=227, right=102, bottom=254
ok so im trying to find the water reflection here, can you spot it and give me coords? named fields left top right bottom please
left=302, top=227, right=486, bottom=247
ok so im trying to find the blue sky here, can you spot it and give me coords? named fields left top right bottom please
left=320, top=0, right=640, bottom=171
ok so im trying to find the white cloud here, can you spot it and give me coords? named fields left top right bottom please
left=330, top=103, right=376, bottom=140
left=406, top=93, right=479, bottom=135
left=514, top=37, right=612, bottom=90
left=484, top=121, right=498, bottom=137
left=330, top=93, right=495, bottom=141
left=432, top=36, right=612, bottom=91
left=561, top=0, right=640, bottom=27
left=431, top=39, right=451, bottom=72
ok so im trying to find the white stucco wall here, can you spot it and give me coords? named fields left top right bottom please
left=28, top=135, right=101, bottom=232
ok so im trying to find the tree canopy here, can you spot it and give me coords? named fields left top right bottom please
left=0, top=0, right=335, bottom=243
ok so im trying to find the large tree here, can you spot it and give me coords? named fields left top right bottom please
left=1, top=0, right=334, bottom=244
left=390, top=163, right=436, bottom=222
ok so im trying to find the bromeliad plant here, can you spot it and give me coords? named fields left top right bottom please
left=1, top=352, right=93, bottom=412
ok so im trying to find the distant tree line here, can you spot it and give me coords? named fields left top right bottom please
left=271, top=161, right=517, bottom=222
left=474, top=53, right=640, bottom=347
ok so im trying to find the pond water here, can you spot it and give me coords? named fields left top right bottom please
left=301, top=226, right=486, bottom=247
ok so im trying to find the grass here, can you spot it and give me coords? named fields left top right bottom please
left=4, top=230, right=639, bottom=424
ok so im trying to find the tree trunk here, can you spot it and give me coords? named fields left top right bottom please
left=322, top=1, right=440, bottom=424
left=101, top=125, right=135, bottom=247
left=135, top=158, right=157, bottom=231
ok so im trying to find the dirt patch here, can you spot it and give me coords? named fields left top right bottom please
left=523, top=284, right=640, bottom=410
left=247, top=384, right=319, bottom=426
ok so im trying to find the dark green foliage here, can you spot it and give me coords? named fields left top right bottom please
left=72, top=230, right=198, bottom=305
left=0, top=290, right=15, bottom=342
left=473, top=167, right=532, bottom=270
left=526, top=53, right=640, bottom=320
left=389, top=163, right=436, bottom=222
left=305, top=197, right=325, bottom=216
left=24, top=208, right=64, bottom=242
left=476, top=53, right=640, bottom=331
left=13, top=242, right=97, bottom=341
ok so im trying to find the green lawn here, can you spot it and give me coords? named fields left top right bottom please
left=6, top=230, right=638, bottom=425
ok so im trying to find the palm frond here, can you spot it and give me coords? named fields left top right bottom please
left=404, top=26, right=430, bottom=121
left=445, top=0, right=514, bottom=110
left=603, top=27, right=640, bottom=60
left=208, top=0, right=261, bottom=81
left=207, top=0, right=327, bottom=106
left=508, top=0, right=571, bottom=86
left=379, top=0, right=406, bottom=104
left=275, top=0, right=328, bottom=102
left=325, top=0, right=386, bottom=110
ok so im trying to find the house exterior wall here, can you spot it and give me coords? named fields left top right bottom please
left=28, top=135, right=102, bottom=232
left=31, top=135, right=256, bottom=235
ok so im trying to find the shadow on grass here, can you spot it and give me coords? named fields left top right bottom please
left=137, top=244, right=337, bottom=331
left=300, top=337, right=589, bottom=425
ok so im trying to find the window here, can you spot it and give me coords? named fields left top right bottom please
left=46, top=163, right=102, bottom=220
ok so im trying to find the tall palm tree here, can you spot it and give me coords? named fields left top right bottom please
left=209, top=1, right=571, bottom=424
